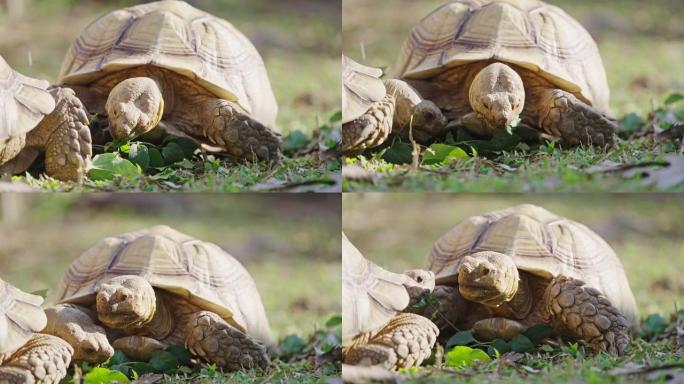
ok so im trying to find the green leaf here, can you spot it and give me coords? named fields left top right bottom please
left=508, top=334, right=535, bottom=353
left=522, top=324, right=554, bottom=344
left=165, top=345, right=191, bottom=366
left=664, top=93, right=684, bottom=105
left=83, top=367, right=130, bottom=384
left=30, top=289, right=48, bottom=299
left=422, top=144, right=469, bottom=165
left=88, top=153, right=140, bottom=181
left=325, top=315, right=342, bottom=328
left=280, top=334, right=306, bottom=354
left=489, top=339, right=511, bottom=356
left=149, top=350, right=178, bottom=373
left=445, top=330, right=477, bottom=348
left=165, top=137, right=198, bottom=158
left=382, top=140, right=412, bottom=164
left=108, top=350, right=129, bottom=366
left=147, top=147, right=165, bottom=168
left=128, top=143, right=150, bottom=171
left=329, top=110, right=342, bottom=122
left=283, top=130, right=310, bottom=152
left=161, top=142, right=185, bottom=164
left=445, top=346, right=491, bottom=368
left=128, top=362, right=156, bottom=376
left=619, top=113, right=645, bottom=133
left=642, top=313, right=668, bottom=336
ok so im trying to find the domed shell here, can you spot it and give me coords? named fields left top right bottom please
left=58, top=0, right=278, bottom=129
left=342, top=55, right=387, bottom=124
left=396, top=0, right=610, bottom=112
left=342, top=233, right=410, bottom=344
left=0, top=279, right=47, bottom=354
left=425, top=204, right=638, bottom=325
left=0, top=56, right=55, bottom=141
left=55, top=225, right=272, bottom=345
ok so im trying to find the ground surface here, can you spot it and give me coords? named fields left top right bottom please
left=343, top=194, right=684, bottom=383
left=0, top=0, right=341, bottom=192
left=342, top=0, right=684, bottom=192
left=0, top=194, right=341, bottom=382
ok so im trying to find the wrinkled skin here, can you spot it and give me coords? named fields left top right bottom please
left=96, top=275, right=157, bottom=329
left=466, top=62, right=525, bottom=134
left=105, top=77, right=164, bottom=140
left=457, top=251, right=519, bottom=307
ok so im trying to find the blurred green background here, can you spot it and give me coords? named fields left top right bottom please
left=343, top=194, right=684, bottom=319
left=342, top=0, right=684, bottom=117
left=0, top=0, right=340, bottom=135
left=0, top=193, right=341, bottom=339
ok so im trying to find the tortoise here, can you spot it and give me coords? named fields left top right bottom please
left=418, top=204, right=638, bottom=356
left=342, top=233, right=438, bottom=370
left=0, top=278, right=73, bottom=383
left=59, top=0, right=282, bottom=163
left=341, top=55, right=445, bottom=155
left=43, top=225, right=273, bottom=371
left=0, top=55, right=91, bottom=182
left=346, top=0, right=618, bottom=153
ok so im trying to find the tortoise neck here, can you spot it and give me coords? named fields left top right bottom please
left=504, top=272, right=534, bottom=319
left=140, top=290, right=175, bottom=339
left=145, top=70, right=175, bottom=114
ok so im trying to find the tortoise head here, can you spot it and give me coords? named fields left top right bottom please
left=403, top=269, right=436, bottom=306
left=468, top=63, right=525, bottom=132
left=105, top=77, right=165, bottom=140
left=457, top=251, right=519, bottom=307
left=96, top=275, right=156, bottom=329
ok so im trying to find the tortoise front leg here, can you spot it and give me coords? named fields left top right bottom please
left=0, top=334, right=72, bottom=384
left=26, top=87, right=92, bottom=182
left=534, top=88, right=616, bottom=147
left=184, top=311, right=269, bottom=371
left=192, top=98, right=282, bottom=163
left=343, top=313, right=438, bottom=370
left=542, top=276, right=631, bottom=355
left=342, top=93, right=395, bottom=155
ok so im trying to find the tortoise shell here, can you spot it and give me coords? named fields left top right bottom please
left=55, top=225, right=273, bottom=345
left=342, top=55, right=387, bottom=124
left=342, top=233, right=411, bottom=344
left=395, top=0, right=610, bottom=112
left=0, top=279, right=47, bottom=354
left=58, top=0, right=278, bottom=128
left=425, top=204, right=638, bottom=325
left=0, top=56, right=55, bottom=142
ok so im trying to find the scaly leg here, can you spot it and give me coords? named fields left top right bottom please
left=543, top=276, right=631, bottom=355
left=184, top=311, right=269, bottom=371
left=193, top=99, right=282, bottom=163
left=26, top=87, right=91, bottom=182
left=0, top=334, right=72, bottom=384
left=343, top=313, right=438, bottom=370
left=342, top=94, right=395, bottom=155
left=536, top=88, right=616, bottom=147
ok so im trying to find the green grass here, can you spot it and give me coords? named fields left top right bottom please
left=343, top=194, right=684, bottom=383
left=0, top=194, right=341, bottom=382
left=0, top=0, right=341, bottom=191
left=342, top=0, right=684, bottom=192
